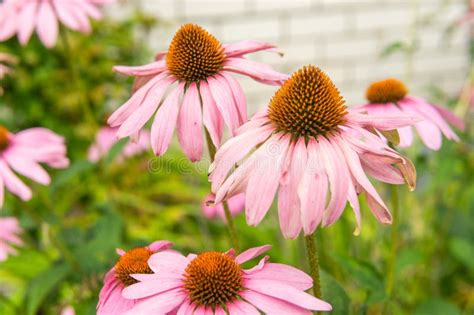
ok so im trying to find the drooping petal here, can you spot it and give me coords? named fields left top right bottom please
left=235, top=245, right=271, bottom=264
left=122, top=278, right=182, bottom=299
left=124, top=288, right=186, bottom=315
left=431, top=103, right=465, bottom=131
left=200, top=80, right=223, bottom=148
left=0, top=161, right=32, bottom=201
left=220, top=72, right=247, bottom=124
left=4, top=157, right=51, bottom=185
left=223, top=57, right=288, bottom=85
left=244, top=263, right=313, bottom=291
left=36, top=2, right=58, bottom=48
left=223, top=40, right=279, bottom=57
left=240, top=290, right=312, bottom=315
left=150, top=83, right=184, bottom=156
left=245, top=135, right=289, bottom=226
left=208, top=75, right=240, bottom=135
left=227, top=300, right=260, bottom=315
left=18, top=1, right=38, bottom=45
left=177, top=82, right=203, bottom=161
left=298, top=139, right=327, bottom=235
left=113, top=60, right=167, bottom=77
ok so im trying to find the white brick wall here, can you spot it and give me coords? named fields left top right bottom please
left=112, top=0, right=470, bottom=109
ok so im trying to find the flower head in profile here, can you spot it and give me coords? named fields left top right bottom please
left=210, top=66, right=418, bottom=238
left=0, top=217, right=23, bottom=261
left=88, top=126, right=150, bottom=163
left=0, top=0, right=114, bottom=48
left=202, top=193, right=245, bottom=221
left=109, top=23, right=288, bottom=162
left=122, top=245, right=331, bottom=314
left=97, top=240, right=173, bottom=315
left=0, top=126, right=69, bottom=208
left=357, top=78, right=464, bottom=150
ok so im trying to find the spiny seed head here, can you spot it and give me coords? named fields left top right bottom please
left=0, top=126, right=10, bottom=150
left=268, top=65, right=347, bottom=138
left=183, top=252, right=242, bottom=307
left=366, top=78, right=408, bottom=104
left=115, top=247, right=153, bottom=286
left=166, top=24, right=225, bottom=82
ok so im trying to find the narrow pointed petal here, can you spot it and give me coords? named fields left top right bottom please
left=223, top=57, right=288, bottom=85
left=208, top=75, right=240, bottom=135
left=113, top=60, right=166, bottom=76
left=221, top=72, right=247, bottom=123
left=177, top=82, right=203, bottom=161
left=223, top=40, right=279, bottom=57
left=235, top=245, right=271, bottom=264
left=36, top=2, right=58, bottom=48
left=200, top=80, right=223, bottom=147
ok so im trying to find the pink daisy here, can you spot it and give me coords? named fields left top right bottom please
left=0, top=216, right=23, bottom=261
left=109, top=23, right=288, bottom=162
left=0, top=0, right=113, bottom=48
left=202, top=193, right=245, bottom=221
left=0, top=126, right=69, bottom=208
left=121, top=244, right=332, bottom=314
left=357, top=78, right=465, bottom=150
left=209, top=66, right=418, bottom=239
left=97, top=240, right=173, bottom=315
left=88, top=126, right=150, bottom=163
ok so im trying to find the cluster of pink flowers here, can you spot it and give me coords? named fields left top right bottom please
left=0, top=0, right=467, bottom=312
left=98, top=241, right=331, bottom=314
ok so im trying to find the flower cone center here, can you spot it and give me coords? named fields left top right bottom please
left=183, top=252, right=242, bottom=307
left=0, top=126, right=10, bottom=151
left=268, top=65, right=347, bottom=138
left=366, top=78, right=408, bottom=104
left=115, top=247, right=153, bottom=286
left=166, top=24, right=225, bottom=82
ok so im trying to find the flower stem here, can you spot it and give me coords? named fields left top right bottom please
left=204, top=128, right=240, bottom=252
left=385, top=185, right=399, bottom=310
left=304, top=233, right=322, bottom=300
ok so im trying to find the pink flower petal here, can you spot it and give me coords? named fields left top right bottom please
left=176, top=299, right=194, bottom=315
left=235, top=245, right=271, bottom=264
left=114, top=60, right=167, bottom=77
left=177, top=82, right=203, bottom=161
left=147, top=240, right=173, bottom=252
left=223, top=57, right=288, bottom=85
left=240, top=290, right=312, bottom=315
left=36, top=2, right=58, bottom=48
left=18, top=1, right=38, bottom=45
left=431, top=103, right=465, bottom=131
left=346, top=111, right=420, bottom=131
left=298, top=139, right=327, bottom=235
left=0, top=160, right=32, bottom=201
left=208, top=75, right=240, bottom=135
left=200, top=80, right=224, bottom=148
left=122, top=278, right=182, bottom=299
left=150, top=83, right=184, bottom=156
left=227, top=300, right=260, bottom=315
left=245, top=135, right=289, bottom=226
left=124, top=288, right=186, bottom=315
left=277, top=138, right=306, bottom=239
left=245, top=279, right=332, bottom=311
left=147, top=251, right=188, bottom=276
left=244, top=262, right=313, bottom=291
left=4, top=157, right=51, bottom=185
left=220, top=72, right=247, bottom=124
left=414, top=120, right=442, bottom=150
left=223, top=40, right=278, bottom=57
left=117, top=77, right=176, bottom=138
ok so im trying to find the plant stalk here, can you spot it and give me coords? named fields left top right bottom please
left=304, top=233, right=322, bottom=300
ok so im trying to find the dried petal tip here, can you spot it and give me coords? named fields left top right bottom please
left=115, top=247, right=153, bottom=286
left=366, top=78, right=408, bottom=104
left=0, top=126, right=10, bottom=150
left=268, top=65, right=347, bottom=138
left=166, top=24, right=225, bottom=82
left=183, top=252, right=242, bottom=307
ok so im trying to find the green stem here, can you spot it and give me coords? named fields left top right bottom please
left=205, top=128, right=240, bottom=252
left=385, top=185, right=399, bottom=310
left=304, top=233, right=322, bottom=300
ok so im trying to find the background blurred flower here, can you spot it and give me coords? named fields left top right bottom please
left=97, top=240, right=173, bottom=315
left=122, top=245, right=332, bottom=314
left=0, top=217, right=23, bottom=262
left=88, top=126, right=150, bottom=163
left=201, top=193, right=245, bottom=221
left=109, top=23, right=287, bottom=161
left=0, top=0, right=114, bottom=48
left=358, top=78, right=465, bottom=150
left=60, top=305, right=75, bottom=315
left=0, top=126, right=69, bottom=207
left=210, top=66, right=417, bottom=238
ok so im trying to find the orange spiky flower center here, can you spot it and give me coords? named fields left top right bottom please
left=183, top=252, right=242, bottom=307
left=268, top=65, right=347, bottom=138
left=115, top=247, right=153, bottom=286
left=366, top=78, right=408, bottom=104
left=166, top=24, right=225, bottom=82
left=0, top=126, right=10, bottom=151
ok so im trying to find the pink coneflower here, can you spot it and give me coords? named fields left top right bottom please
left=357, top=78, right=465, bottom=150
left=109, top=23, right=288, bottom=162
left=97, top=240, right=173, bottom=315
left=0, top=217, right=23, bottom=261
left=209, top=66, right=418, bottom=238
left=121, top=244, right=332, bottom=314
left=0, top=0, right=113, bottom=48
left=202, top=193, right=245, bottom=221
left=88, top=126, right=150, bottom=163
left=0, top=126, right=69, bottom=208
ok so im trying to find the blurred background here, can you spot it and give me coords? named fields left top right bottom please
left=0, top=0, right=473, bottom=314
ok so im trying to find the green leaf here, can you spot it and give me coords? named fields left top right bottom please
left=320, top=270, right=350, bottom=315
left=448, top=237, right=474, bottom=272
left=414, top=297, right=461, bottom=315
left=25, top=263, right=71, bottom=315
left=104, top=138, right=128, bottom=165
left=333, top=254, right=385, bottom=302
left=0, top=249, right=51, bottom=279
